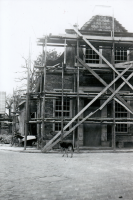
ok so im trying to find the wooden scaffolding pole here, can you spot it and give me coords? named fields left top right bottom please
left=73, top=67, right=76, bottom=147
left=41, top=37, right=47, bottom=143
left=61, top=39, right=66, bottom=140
left=77, top=38, right=80, bottom=152
left=37, top=75, right=42, bottom=149
left=112, top=11, right=116, bottom=151
left=24, top=49, right=30, bottom=150
left=12, top=88, right=16, bottom=137
left=61, top=62, right=64, bottom=140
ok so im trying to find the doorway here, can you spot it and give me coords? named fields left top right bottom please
left=83, top=99, right=101, bottom=146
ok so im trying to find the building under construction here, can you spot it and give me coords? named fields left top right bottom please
left=19, top=15, right=133, bottom=151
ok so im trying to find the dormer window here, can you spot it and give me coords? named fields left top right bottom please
left=85, top=48, right=99, bottom=63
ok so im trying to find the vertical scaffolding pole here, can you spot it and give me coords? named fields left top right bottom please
left=24, top=47, right=30, bottom=150
left=12, top=88, right=16, bottom=137
left=77, top=38, right=80, bottom=152
left=37, top=74, right=42, bottom=149
left=9, top=99, right=12, bottom=135
left=112, top=9, right=116, bottom=151
left=41, top=37, right=47, bottom=145
left=73, top=71, right=76, bottom=147
left=61, top=62, right=64, bottom=140
left=61, top=39, right=66, bottom=140
left=64, top=39, right=66, bottom=67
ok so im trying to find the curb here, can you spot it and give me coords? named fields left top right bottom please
left=1, top=145, right=133, bottom=154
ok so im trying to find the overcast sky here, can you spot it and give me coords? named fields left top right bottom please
left=0, top=0, right=133, bottom=95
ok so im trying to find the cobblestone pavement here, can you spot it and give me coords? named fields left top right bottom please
left=0, top=149, right=133, bottom=200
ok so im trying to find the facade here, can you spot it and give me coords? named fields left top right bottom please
left=20, top=15, right=133, bottom=150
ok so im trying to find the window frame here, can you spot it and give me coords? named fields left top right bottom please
left=53, top=89, right=72, bottom=132
left=115, top=47, right=127, bottom=64
left=115, top=94, right=130, bottom=134
left=85, top=47, right=100, bottom=64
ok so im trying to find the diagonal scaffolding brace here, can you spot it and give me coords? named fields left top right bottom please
left=77, top=57, right=133, bottom=114
left=100, top=65, right=133, bottom=110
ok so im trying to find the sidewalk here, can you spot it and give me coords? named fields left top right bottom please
left=0, top=144, right=41, bottom=153
left=1, top=144, right=133, bottom=153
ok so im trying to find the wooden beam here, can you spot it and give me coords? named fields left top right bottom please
left=77, top=38, right=80, bottom=152
left=117, top=61, right=133, bottom=66
left=41, top=37, right=47, bottom=141
left=61, top=62, right=64, bottom=140
left=24, top=47, right=30, bottom=150
left=82, top=63, right=133, bottom=69
left=59, top=33, right=133, bottom=42
left=30, top=117, right=133, bottom=121
left=29, top=121, right=133, bottom=124
left=38, top=43, right=67, bottom=47
left=34, top=63, right=60, bottom=69
left=34, top=65, right=43, bottom=68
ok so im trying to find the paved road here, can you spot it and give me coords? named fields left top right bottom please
left=0, top=150, right=133, bottom=200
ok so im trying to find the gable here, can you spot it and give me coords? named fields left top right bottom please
left=81, top=15, right=127, bottom=32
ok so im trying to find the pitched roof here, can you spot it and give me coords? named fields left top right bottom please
left=80, top=15, right=127, bottom=32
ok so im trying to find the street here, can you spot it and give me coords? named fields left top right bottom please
left=0, top=150, right=133, bottom=200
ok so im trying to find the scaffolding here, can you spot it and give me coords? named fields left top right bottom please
left=23, top=17, right=133, bottom=152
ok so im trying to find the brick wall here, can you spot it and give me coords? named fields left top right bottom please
left=42, top=73, right=74, bottom=136
left=45, top=73, right=74, bottom=91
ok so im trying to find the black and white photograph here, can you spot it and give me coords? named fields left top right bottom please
left=0, top=0, right=133, bottom=199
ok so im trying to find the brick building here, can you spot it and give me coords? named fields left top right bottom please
left=19, top=15, right=133, bottom=150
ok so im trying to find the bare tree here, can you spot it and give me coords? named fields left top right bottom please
left=15, top=49, right=62, bottom=93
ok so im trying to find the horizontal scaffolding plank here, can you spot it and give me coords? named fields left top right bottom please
left=38, top=43, right=67, bottom=47
left=28, top=121, right=133, bottom=124
left=58, top=33, right=133, bottom=42
left=38, top=36, right=133, bottom=48
left=30, top=117, right=133, bottom=121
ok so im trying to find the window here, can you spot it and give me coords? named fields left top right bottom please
left=115, top=47, right=127, bottom=63
left=115, top=124, right=127, bottom=133
left=85, top=48, right=99, bottom=63
left=115, top=102, right=127, bottom=133
left=54, top=97, right=70, bottom=132
left=115, top=102, right=127, bottom=118
left=55, top=98, right=70, bottom=117
left=55, top=123, right=69, bottom=132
